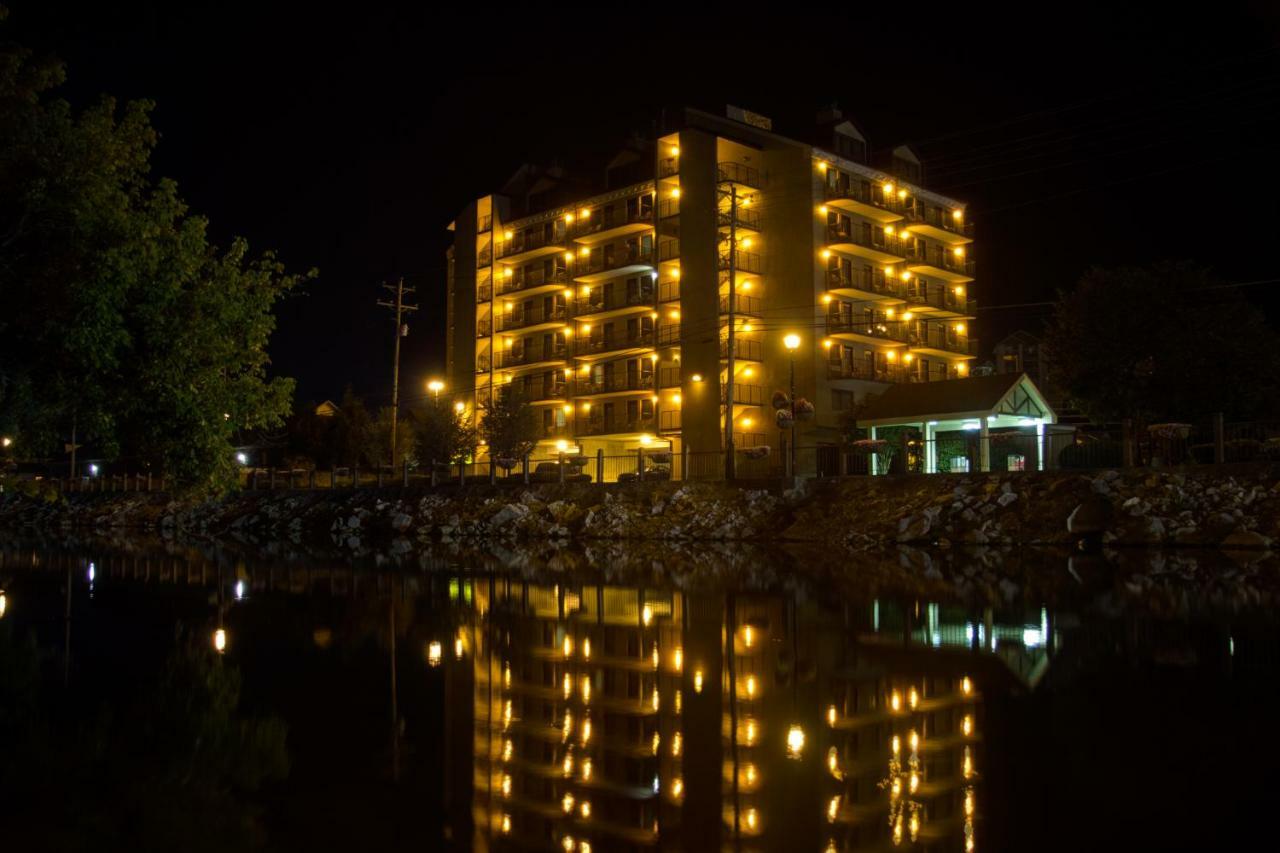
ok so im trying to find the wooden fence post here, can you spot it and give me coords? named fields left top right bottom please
left=403, top=460, right=410, bottom=487
left=637, top=447, right=645, bottom=482
left=1213, top=412, right=1225, bottom=465
left=558, top=452, right=566, bottom=485
left=522, top=454, right=531, bottom=485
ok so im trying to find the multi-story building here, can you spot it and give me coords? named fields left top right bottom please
left=444, top=106, right=976, bottom=474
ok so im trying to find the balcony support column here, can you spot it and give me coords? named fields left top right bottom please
left=979, top=420, right=991, bottom=473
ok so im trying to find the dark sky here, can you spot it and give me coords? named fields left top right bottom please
left=10, top=2, right=1280, bottom=406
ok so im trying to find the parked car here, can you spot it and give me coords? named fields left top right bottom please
left=529, top=461, right=592, bottom=483
left=618, top=466, right=671, bottom=483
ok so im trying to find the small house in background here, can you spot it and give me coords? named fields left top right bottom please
left=314, top=400, right=340, bottom=418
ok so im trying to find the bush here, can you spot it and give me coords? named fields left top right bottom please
left=1263, top=439, right=1280, bottom=462
left=1188, top=439, right=1263, bottom=463
left=1059, top=438, right=1124, bottom=469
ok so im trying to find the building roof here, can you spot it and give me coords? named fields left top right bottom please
left=859, top=373, right=1055, bottom=426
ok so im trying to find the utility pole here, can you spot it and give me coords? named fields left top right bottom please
left=724, top=183, right=737, bottom=481
left=378, top=278, right=418, bottom=469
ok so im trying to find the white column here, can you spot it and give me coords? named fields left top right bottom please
left=925, top=422, right=937, bottom=474
left=869, top=425, right=879, bottom=476
left=979, top=418, right=991, bottom=472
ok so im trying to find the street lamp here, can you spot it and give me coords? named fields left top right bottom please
left=783, top=334, right=801, bottom=478
left=428, top=379, right=445, bottom=403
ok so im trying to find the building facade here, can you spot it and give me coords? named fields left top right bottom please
left=444, top=107, right=976, bottom=473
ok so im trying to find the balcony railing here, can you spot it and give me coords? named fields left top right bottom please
left=576, top=373, right=655, bottom=395
left=476, top=354, right=491, bottom=373
left=904, top=282, right=969, bottom=314
left=719, top=250, right=760, bottom=274
left=717, top=207, right=760, bottom=230
left=903, top=205, right=973, bottom=237
left=658, top=156, right=678, bottom=178
left=496, top=345, right=567, bottom=368
left=575, top=288, right=654, bottom=316
left=572, top=205, right=652, bottom=238
left=909, top=330, right=971, bottom=354
left=658, top=240, right=681, bottom=262
left=477, top=283, right=492, bottom=303
left=827, top=361, right=905, bottom=382
left=658, top=280, right=680, bottom=303
left=658, top=199, right=680, bottom=219
left=824, top=182, right=903, bottom=214
left=520, top=382, right=568, bottom=402
left=826, top=223, right=904, bottom=256
left=476, top=318, right=491, bottom=337
left=573, top=247, right=654, bottom=277
left=721, top=383, right=765, bottom=405
left=904, top=244, right=975, bottom=276
left=478, top=247, right=493, bottom=267
left=498, top=266, right=570, bottom=296
left=478, top=214, right=493, bottom=232
left=720, top=338, right=763, bottom=361
left=719, top=293, right=762, bottom=316
left=827, top=317, right=908, bottom=342
left=826, top=269, right=902, bottom=298
left=573, top=330, right=655, bottom=357
left=497, top=304, right=568, bottom=332
left=717, top=162, right=762, bottom=188
left=497, top=229, right=564, bottom=260
left=580, top=417, right=656, bottom=437
left=657, top=324, right=680, bottom=345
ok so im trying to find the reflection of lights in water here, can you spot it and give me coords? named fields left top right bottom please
left=563, top=673, right=572, bottom=699
left=962, top=675, right=973, bottom=695
left=651, top=731, right=660, bottom=755
left=891, top=734, right=901, bottom=755
left=234, top=579, right=246, bottom=600
left=561, top=792, right=574, bottom=813
left=581, top=718, right=591, bottom=743
left=672, top=731, right=682, bottom=756
left=890, top=690, right=901, bottom=712
left=962, top=714, right=973, bottom=736
left=651, top=688, right=660, bottom=711
left=563, top=710, right=573, bottom=742
left=581, top=758, right=592, bottom=781
left=675, top=689, right=682, bottom=713
left=502, top=700, right=512, bottom=728
left=561, top=836, right=574, bottom=852
left=501, top=774, right=512, bottom=797
left=693, top=670, right=704, bottom=693
left=745, top=675, right=757, bottom=697
left=909, top=730, right=919, bottom=753
left=745, top=809, right=759, bottom=831
left=674, top=647, right=683, bottom=671
left=563, top=635, right=573, bottom=657
left=827, top=746, right=840, bottom=775
left=0, top=590, right=6, bottom=619
left=745, top=719, right=757, bottom=745
left=581, top=676, right=591, bottom=703
left=503, top=665, right=511, bottom=687
left=963, top=745, right=975, bottom=778
left=427, top=641, right=442, bottom=667
left=562, top=753, right=573, bottom=776
left=502, top=739, right=513, bottom=761
left=742, top=625, right=755, bottom=648
left=827, top=795, right=840, bottom=821
left=744, top=764, right=757, bottom=786
left=908, top=687, right=918, bottom=708
left=454, top=636, right=464, bottom=659
left=501, top=814, right=511, bottom=834
left=893, top=814, right=903, bottom=845
left=672, top=777, right=683, bottom=797
left=965, top=788, right=976, bottom=816
left=652, top=775, right=660, bottom=793
left=786, top=724, right=806, bottom=759
left=579, top=800, right=590, bottom=818
left=582, top=637, right=591, bottom=659
left=642, top=604, right=653, bottom=626
left=87, top=562, right=95, bottom=582
left=827, top=704, right=837, bottom=725
left=651, top=646, right=659, bottom=669
left=213, top=628, right=227, bottom=653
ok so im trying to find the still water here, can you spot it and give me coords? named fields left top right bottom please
left=1, top=536, right=1277, bottom=852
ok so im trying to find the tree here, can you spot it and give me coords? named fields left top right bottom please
left=1044, top=262, right=1280, bottom=425
left=366, top=406, right=416, bottom=468
left=410, top=401, right=475, bottom=467
left=479, top=387, right=539, bottom=463
left=0, top=15, right=312, bottom=491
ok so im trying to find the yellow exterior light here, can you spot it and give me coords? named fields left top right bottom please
left=669, top=309, right=680, bottom=320
left=580, top=208, right=591, bottom=220
left=501, top=814, right=511, bottom=834
left=902, top=311, right=913, bottom=321
left=454, top=401, right=465, bottom=413
left=670, top=187, right=681, bottom=199
left=953, top=209, right=964, bottom=221
left=891, top=690, right=902, bottom=712
left=556, top=439, right=569, bottom=452
left=583, top=638, right=591, bottom=659
left=904, top=353, right=915, bottom=364
left=784, top=333, right=801, bottom=351
left=650, top=311, right=659, bottom=319
left=503, top=229, right=513, bottom=240
left=740, top=237, right=752, bottom=248
left=578, top=247, right=589, bottom=257
left=741, top=417, right=754, bottom=428
left=955, top=285, right=965, bottom=296
left=455, top=636, right=464, bottom=659
left=740, top=280, right=752, bottom=290
left=818, top=204, right=828, bottom=215
left=671, top=266, right=681, bottom=279
left=883, top=182, right=894, bottom=194
left=562, top=327, right=573, bottom=338
left=885, top=267, right=895, bottom=278
left=957, top=362, right=968, bottom=375
left=909, top=687, right=919, bottom=709
left=954, top=246, right=965, bottom=257
left=827, top=705, right=837, bottom=726
left=563, top=252, right=574, bottom=262
left=694, top=669, right=704, bottom=693
left=898, top=189, right=908, bottom=199
left=820, top=249, right=832, bottom=260
left=669, top=144, right=680, bottom=156
left=886, top=350, right=897, bottom=362
left=504, top=267, right=514, bottom=277
left=885, top=226, right=895, bottom=236
left=582, top=323, right=591, bottom=333
left=642, top=604, right=653, bottom=626
left=564, top=212, right=574, bottom=223
left=886, top=308, right=896, bottom=318
left=962, top=676, right=973, bottom=695
left=673, top=392, right=682, bottom=404
left=213, top=628, right=227, bottom=654
left=963, top=714, right=973, bottom=736
left=956, top=323, right=967, bottom=334
left=691, top=373, right=703, bottom=382
left=742, top=323, right=753, bottom=332
left=673, top=647, right=684, bottom=671
left=786, top=724, right=806, bottom=759
left=650, top=353, right=659, bottom=362
left=427, top=641, right=442, bottom=666
left=563, top=288, right=573, bottom=298
left=817, top=161, right=828, bottom=173
left=580, top=801, right=591, bottom=819
left=746, top=809, right=759, bottom=831
left=822, top=339, right=833, bottom=349
left=742, top=367, right=754, bottom=378
left=672, top=778, right=684, bottom=798
left=640, top=435, right=653, bottom=446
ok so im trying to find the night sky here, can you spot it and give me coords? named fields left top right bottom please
left=10, top=3, right=1280, bottom=406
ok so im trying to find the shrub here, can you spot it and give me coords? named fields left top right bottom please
left=1188, top=439, right=1263, bottom=463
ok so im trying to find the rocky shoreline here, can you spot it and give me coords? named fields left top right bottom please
left=2, top=468, right=1278, bottom=551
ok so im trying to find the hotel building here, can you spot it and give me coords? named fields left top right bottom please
left=444, top=106, right=976, bottom=472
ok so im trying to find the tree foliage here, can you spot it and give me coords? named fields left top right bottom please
left=0, top=15, right=312, bottom=490
left=1044, top=262, right=1280, bottom=425
left=480, top=386, right=539, bottom=461
left=410, top=401, right=475, bottom=466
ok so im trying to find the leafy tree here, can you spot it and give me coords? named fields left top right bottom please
left=410, top=401, right=476, bottom=467
left=479, top=386, right=539, bottom=462
left=365, top=406, right=416, bottom=468
left=1044, top=262, right=1280, bottom=425
left=0, top=14, right=312, bottom=491
left=331, top=388, right=375, bottom=466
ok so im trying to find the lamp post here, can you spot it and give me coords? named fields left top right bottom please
left=784, top=333, right=801, bottom=478
left=428, top=379, right=444, bottom=404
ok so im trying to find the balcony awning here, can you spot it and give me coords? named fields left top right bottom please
left=859, top=372, right=1056, bottom=429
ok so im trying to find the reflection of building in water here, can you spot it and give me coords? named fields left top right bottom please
left=443, top=579, right=1048, bottom=851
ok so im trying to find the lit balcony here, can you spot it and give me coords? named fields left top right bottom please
left=476, top=318, right=491, bottom=337
left=903, top=280, right=974, bottom=318
left=717, top=162, right=762, bottom=189
left=496, top=228, right=568, bottom=264
left=720, top=338, right=763, bottom=362
left=825, top=269, right=904, bottom=304
left=717, top=206, right=760, bottom=231
left=908, top=327, right=975, bottom=359
left=574, top=373, right=655, bottom=397
left=574, top=287, right=655, bottom=321
left=718, top=250, right=761, bottom=274
left=573, top=330, right=655, bottom=361
left=721, top=383, right=765, bottom=406
left=497, top=266, right=571, bottom=298
left=658, top=239, right=680, bottom=262
left=902, top=205, right=973, bottom=245
left=496, top=344, right=568, bottom=370
left=578, top=416, right=657, bottom=438
left=572, top=205, right=654, bottom=245
left=823, top=183, right=904, bottom=223
left=518, top=382, right=568, bottom=403
left=719, top=293, right=762, bottom=317
left=476, top=354, right=491, bottom=373
left=477, top=283, right=492, bottom=303
left=827, top=361, right=906, bottom=383
left=478, top=214, right=493, bottom=232
left=825, top=223, right=903, bottom=265
left=904, top=244, right=975, bottom=282
left=573, top=246, right=655, bottom=283
left=496, top=303, right=568, bottom=334
left=826, top=316, right=909, bottom=346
